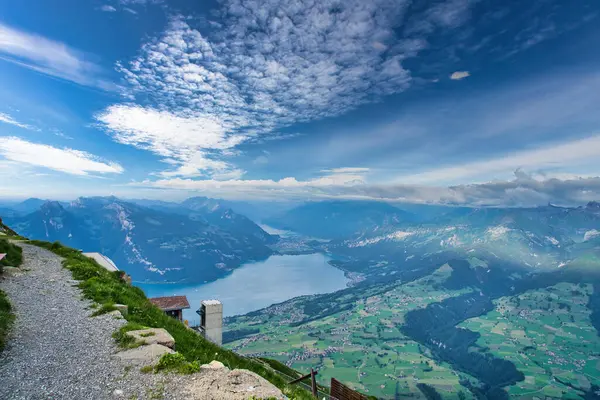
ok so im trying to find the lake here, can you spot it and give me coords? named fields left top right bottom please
left=137, top=253, right=349, bottom=322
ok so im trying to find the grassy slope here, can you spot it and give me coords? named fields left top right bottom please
left=0, top=218, right=20, bottom=237
left=0, top=238, right=23, bottom=271
left=0, top=226, right=22, bottom=352
left=0, top=289, right=15, bottom=352
left=27, top=240, right=314, bottom=400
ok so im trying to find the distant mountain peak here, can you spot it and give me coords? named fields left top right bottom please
left=586, top=201, right=600, bottom=210
left=40, top=201, right=65, bottom=213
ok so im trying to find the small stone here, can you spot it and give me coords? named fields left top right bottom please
left=106, top=310, right=123, bottom=319
left=114, top=304, right=128, bottom=316
left=113, top=389, right=124, bottom=397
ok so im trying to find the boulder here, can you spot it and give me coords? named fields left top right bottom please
left=115, top=343, right=174, bottom=366
left=200, top=360, right=226, bottom=371
left=125, top=328, right=175, bottom=349
left=181, top=366, right=285, bottom=400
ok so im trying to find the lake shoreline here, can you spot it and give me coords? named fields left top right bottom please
left=137, top=252, right=350, bottom=322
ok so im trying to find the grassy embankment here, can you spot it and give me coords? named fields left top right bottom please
left=0, top=238, right=23, bottom=275
left=27, top=239, right=315, bottom=400
left=0, top=233, right=23, bottom=352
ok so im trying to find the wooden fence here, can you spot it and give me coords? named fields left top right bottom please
left=330, top=378, right=369, bottom=400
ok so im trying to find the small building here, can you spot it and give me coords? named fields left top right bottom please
left=83, top=252, right=119, bottom=272
left=149, top=295, right=190, bottom=322
left=197, top=300, right=223, bottom=345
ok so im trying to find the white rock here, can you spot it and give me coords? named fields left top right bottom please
left=115, top=343, right=174, bottom=366
left=125, top=328, right=175, bottom=349
left=181, top=368, right=285, bottom=400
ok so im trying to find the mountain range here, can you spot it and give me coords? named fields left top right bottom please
left=1, top=196, right=275, bottom=283
left=225, top=201, right=600, bottom=400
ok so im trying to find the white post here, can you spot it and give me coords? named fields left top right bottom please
left=201, top=300, right=223, bottom=346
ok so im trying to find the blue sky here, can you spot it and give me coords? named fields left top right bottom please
left=1, top=0, right=600, bottom=205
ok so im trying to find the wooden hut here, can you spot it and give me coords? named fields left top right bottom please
left=149, top=295, right=190, bottom=321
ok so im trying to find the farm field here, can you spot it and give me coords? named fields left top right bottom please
left=227, top=265, right=476, bottom=399
left=458, top=282, right=600, bottom=399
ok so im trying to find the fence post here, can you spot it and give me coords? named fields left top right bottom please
left=311, top=368, right=318, bottom=398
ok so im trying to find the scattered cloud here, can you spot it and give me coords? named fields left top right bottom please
left=0, top=112, right=38, bottom=130
left=50, top=129, right=74, bottom=140
left=100, top=0, right=480, bottom=176
left=100, top=5, right=117, bottom=12
left=0, top=23, right=114, bottom=90
left=0, top=137, right=123, bottom=176
left=450, top=71, right=470, bottom=80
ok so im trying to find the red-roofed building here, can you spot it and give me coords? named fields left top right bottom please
left=149, top=295, right=190, bottom=321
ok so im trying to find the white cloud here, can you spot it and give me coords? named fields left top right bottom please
left=395, top=134, right=600, bottom=185
left=96, top=105, right=243, bottom=177
left=0, top=112, right=37, bottom=130
left=100, top=5, right=117, bottom=12
left=450, top=71, right=470, bottom=80
left=0, top=137, right=123, bottom=176
left=0, top=23, right=114, bottom=90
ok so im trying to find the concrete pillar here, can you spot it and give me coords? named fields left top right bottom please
left=200, top=300, right=223, bottom=346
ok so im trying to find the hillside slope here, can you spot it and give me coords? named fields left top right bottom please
left=0, top=236, right=316, bottom=399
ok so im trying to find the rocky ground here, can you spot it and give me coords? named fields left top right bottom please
left=0, top=243, right=284, bottom=400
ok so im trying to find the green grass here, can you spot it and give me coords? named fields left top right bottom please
left=0, top=238, right=23, bottom=274
left=91, top=302, right=118, bottom=316
left=154, top=352, right=200, bottom=374
left=0, top=289, right=15, bottom=352
left=113, top=323, right=146, bottom=349
left=27, top=239, right=314, bottom=400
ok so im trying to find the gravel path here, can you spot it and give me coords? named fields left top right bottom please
left=0, top=243, right=184, bottom=400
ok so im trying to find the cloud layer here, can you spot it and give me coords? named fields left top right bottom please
left=0, top=137, right=123, bottom=176
left=133, top=169, right=600, bottom=207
